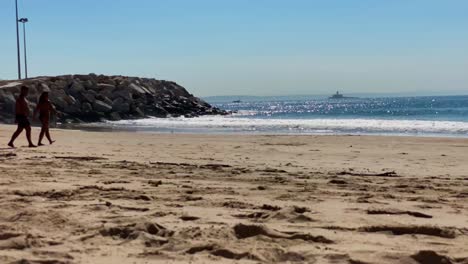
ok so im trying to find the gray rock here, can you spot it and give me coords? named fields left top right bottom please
left=115, top=102, right=130, bottom=113
left=81, top=92, right=96, bottom=103
left=64, top=102, right=82, bottom=114
left=49, top=80, right=69, bottom=91
left=112, top=88, right=133, bottom=101
left=129, top=83, right=149, bottom=94
left=112, top=97, right=125, bottom=105
left=64, top=95, right=77, bottom=105
left=83, top=80, right=98, bottom=90
left=100, top=96, right=113, bottom=106
left=109, top=112, right=121, bottom=121
left=87, top=89, right=98, bottom=96
left=51, top=96, right=68, bottom=110
left=97, top=83, right=115, bottom=90
left=39, top=83, right=51, bottom=93
left=93, top=100, right=112, bottom=113
left=117, top=80, right=131, bottom=89
left=111, top=98, right=130, bottom=113
left=142, top=84, right=156, bottom=94
left=98, top=83, right=115, bottom=97
left=82, top=102, right=92, bottom=113
left=1, top=92, right=16, bottom=112
left=134, top=107, right=145, bottom=117
left=68, top=81, right=84, bottom=98
left=100, top=90, right=113, bottom=99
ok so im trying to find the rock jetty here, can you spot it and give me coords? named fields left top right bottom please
left=0, top=74, right=226, bottom=124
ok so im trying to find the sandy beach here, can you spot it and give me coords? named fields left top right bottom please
left=0, top=124, right=467, bottom=264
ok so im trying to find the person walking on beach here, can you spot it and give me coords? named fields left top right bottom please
left=8, top=86, right=36, bottom=148
left=34, top=92, right=57, bottom=146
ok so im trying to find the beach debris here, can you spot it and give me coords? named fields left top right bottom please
left=182, top=196, right=203, bottom=202
left=233, top=224, right=333, bottom=243
left=262, top=168, right=288, bottom=173
left=337, top=170, right=400, bottom=177
left=233, top=212, right=270, bottom=220
left=148, top=180, right=162, bottom=187
left=135, top=195, right=152, bottom=201
left=210, top=248, right=260, bottom=261
left=151, top=161, right=197, bottom=168
left=102, top=180, right=130, bottom=185
left=199, top=163, right=232, bottom=170
left=367, top=209, right=433, bottom=218
left=411, top=250, right=454, bottom=264
left=180, top=215, right=200, bottom=221
left=54, top=156, right=108, bottom=161
left=186, top=244, right=261, bottom=261
left=0, top=152, right=17, bottom=158
left=329, top=179, right=348, bottom=185
left=222, top=201, right=255, bottom=209
left=292, top=206, right=310, bottom=214
left=100, top=222, right=173, bottom=241
left=259, top=204, right=282, bottom=211
left=235, top=205, right=314, bottom=223
left=186, top=244, right=216, bottom=254
left=360, top=225, right=457, bottom=238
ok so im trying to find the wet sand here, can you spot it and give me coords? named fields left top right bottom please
left=0, top=124, right=467, bottom=263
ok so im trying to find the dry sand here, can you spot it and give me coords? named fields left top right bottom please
left=0, top=124, right=467, bottom=264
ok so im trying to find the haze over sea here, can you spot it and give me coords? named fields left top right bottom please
left=94, top=95, right=468, bottom=137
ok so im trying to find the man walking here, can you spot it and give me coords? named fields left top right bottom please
left=8, top=86, right=36, bottom=148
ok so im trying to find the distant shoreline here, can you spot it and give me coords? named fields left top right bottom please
left=204, top=93, right=468, bottom=103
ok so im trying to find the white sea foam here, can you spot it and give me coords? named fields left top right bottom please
left=101, top=115, right=468, bottom=136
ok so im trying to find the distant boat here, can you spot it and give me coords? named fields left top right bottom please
left=232, top=100, right=242, bottom=103
left=329, top=91, right=357, bottom=99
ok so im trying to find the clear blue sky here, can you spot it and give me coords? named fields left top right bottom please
left=1, top=0, right=467, bottom=96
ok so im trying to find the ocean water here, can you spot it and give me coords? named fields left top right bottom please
left=97, top=96, right=468, bottom=137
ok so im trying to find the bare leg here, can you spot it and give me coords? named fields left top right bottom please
left=25, top=126, right=36, bottom=148
left=38, top=127, right=45, bottom=146
left=45, top=128, right=55, bottom=144
left=8, top=126, right=24, bottom=148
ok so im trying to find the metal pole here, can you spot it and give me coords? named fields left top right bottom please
left=23, top=21, right=28, bottom=79
left=15, top=0, right=22, bottom=79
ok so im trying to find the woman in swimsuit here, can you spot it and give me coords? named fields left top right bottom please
left=34, top=92, right=57, bottom=146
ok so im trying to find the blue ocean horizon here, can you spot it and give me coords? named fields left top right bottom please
left=93, top=95, right=468, bottom=137
left=209, top=95, right=468, bottom=122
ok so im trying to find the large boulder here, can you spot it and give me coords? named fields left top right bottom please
left=133, top=107, right=145, bottom=117
left=81, top=91, right=96, bottom=103
left=129, top=83, right=149, bottom=94
left=51, top=96, right=68, bottom=110
left=38, top=82, right=50, bottom=93
left=111, top=97, right=130, bottom=113
left=81, top=102, right=92, bottom=113
left=98, top=95, right=113, bottom=106
left=68, top=80, right=84, bottom=98
left=113, top=89, right=132, bottom=101
left=64, top=101, right=82, bottom=114
left=93, top=100, right=112, bottom=113
left=0, top=91, right=16, bottom=109
left=97, top=83, right=115, bottom=98
left=109, top=112, right=121, bottom=121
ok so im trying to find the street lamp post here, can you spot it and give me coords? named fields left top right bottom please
left=19, top=18, right=29, bottom=79
left=15, top=0, right=21, bottom=79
